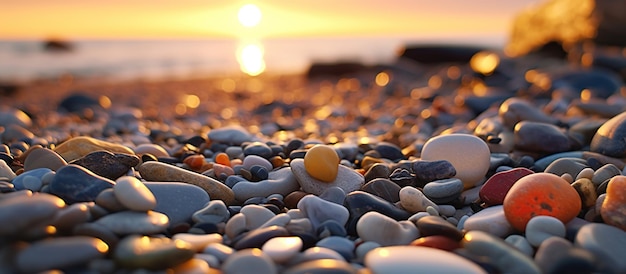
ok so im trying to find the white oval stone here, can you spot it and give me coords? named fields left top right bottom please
left=114, top=176, right=156, bottom=211
left=365, top=246, right=487, bottom=274
left=357, top=211, right=419, bottom=246
left=399, top=186, right=439, bottom=213
left=262, top=236, right=302, bottom=264
left=421, top=134, right=490, bottom=188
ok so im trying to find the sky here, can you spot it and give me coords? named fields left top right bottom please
left=0, top=0, right=543, bottom=40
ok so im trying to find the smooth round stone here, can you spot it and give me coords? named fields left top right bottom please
left=365, top=245, right=486, bottom=274
left=0, top=160, right=15, bottom=180
left=225, top=213, right=247, bottom=240
left=318, top=186, right=346, bottom=205
left=399, top=186, right=438, bottom=213
left=420, top=134, right=490, bottom=188
left=71, top=151, right=139, bottom=180
left=513, top=121, right=571, bottom=154
left=344, top=191, right=411, bottom=235
left=262, top=236, right=302, bottom=264
left=575, top=223, right=626, bottom=273
left=50, top=202, right=92, bottom=231
left=591, top=111, right=626, bottom=158
left=0, top=192, right=65, bottom=236
left=410, top=235, right=461, bottom=251
left=243, top=141, right=273, bottom=159
left=170, top=258, right=212, bottom=274
left=172, top=233, right=223, bottom=252
left=232, top=167, right=300, bottom=203
left=207, top=125, right=254, bottom=146
left=503, top=173, right=582, bottom=232
left=242, top=155, right=273, bottom=172
left=95, top=210, right=169, bottom=235
left=461, top=230, right=541, bottom=274
left=233, top=226, right=289, bottom=250
left=411, top=160, right=457, bottom=185
left=53, top=136, right=135, bottom=162
left=49, top=164, right=116, bottom=204
left=283, top=259, right=356, bottom=274
left=362, top=178, right=401, bottom=203
left=462, top=205, right=514, bottom=238
left=299, top=247, right=346, bottom=262
left=133, top=143, right=170, bottom=158
left=316, top=236, right=355, bottom=261
left=479, top=167, right=534, bottom=206
left=498, top=97, right=558, bottom=129
left=601, top=175, right=626, bottom=230
left=16, top=236, right=108, bottom=273
left=203, top=243, right=235, bottom=262
left=363, top=163, right=391, bottom=183
left=145, top=182, right=210, bottom=227
left=535, top=236, right=596, bottom=274
left=192, top=200, right=229, bottom=224
left=572, top=178, right=597, bottom=208
left=592, top=163, right=621, bottom=186
left=303, top=145, right=340, bottom=182
left=23, top=147, right=67, bottom=171
left=374, top=142, right=405, bottom=161
left=422, top=178, right=464, bottom=203
left=138, top=161, right=235, bottom=205
left=291, top=158, right=364, bottom=195
left=12, top=168, right=54, bottom=191
left=57, top=93, right=101, bottom=113
left=240, top=204, right=277, bottom=230
left=297, top=194, right=349, bottom=229
left=503, top=235, right=534, bottom=257
left=114, top=235, right=195, bottom=270
left=113, top=176, right=156, bottom=211
left=0, top=106, right=31, bottom=127
left=525, top=215, right=566, bottom=247
left=317, top=220, right=347, bottom=238
left=416, top=215, right=463, bottom=241
left=356, top=211, right=419, bottom=246
left=222, top=248, right=277, bottom=274
left=259, top=213, right=291, bottom=229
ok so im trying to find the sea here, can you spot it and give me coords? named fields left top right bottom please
left=0, top=35, right=506, bottom=82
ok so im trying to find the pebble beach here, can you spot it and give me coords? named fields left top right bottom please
left=3, top=6, right=626, bottom=274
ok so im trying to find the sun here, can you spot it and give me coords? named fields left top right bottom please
left=238, top=4, right=262, bottom=28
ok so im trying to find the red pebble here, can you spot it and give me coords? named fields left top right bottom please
left=410, top=235, right=461, bottom=251
left=503, top=172, right=581, bottom=232
left=214, top=152, right=231, bottom=167
left=479, top=167, right=534, bottom=206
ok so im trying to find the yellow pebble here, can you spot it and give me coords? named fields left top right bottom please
left=304, top=145, right=339, bottom=182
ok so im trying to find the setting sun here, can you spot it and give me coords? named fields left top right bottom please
left=238, top=4, right=262, bottom=28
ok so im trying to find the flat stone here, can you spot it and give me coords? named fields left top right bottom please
left=12, top=168, right=54, bottom=191
left=139, top=161, right=235, bottom=205
left=221, top=248, right=277, bottom=274
left=361, top=178, right=401, bottom=203
left=262, top=236, right=303, bottom=264
left=133, top=143, right=170, bottom=158
left=171, top=233, right=223, bottom=252
left=0, top=160, right=15, bottom=180
left=514, top=121, right=571, bottom=154
left=233, top=225, right=289, bottom=250
left=410, top=160, right=456, bottom=186
left=291, top=158, right=364, bottom=195
left=0, top=106, right=31, bottom=127
left=575, top=223, right=626, bottom=274
left=54, top=136, right=135, bottom=162
left=498, top=97, right=558, bottom=129
left=365, top=245, right=487, bottom=274
left=232, top=167, right=300, bottom=203
left=114, top=234, right=195, bottom=270
left=145, top=181, right=210, bottom=226
left=71, top=150, right=139, bottom=180
left=462, top=230, right=541, bottom=274
left=0, top=192, right=65, bottom=236
left=94, top=210, right=169, bottom=235
left=192, top=200, right=230, bottom=224
left=16, top=236, right=108, bottom=273
left=416, top=215, right=463, bottom=241
left=357, top=211, right=419, bottom=246
left=344, top=191, right=411, bottom=235
left=462, top=205, right=514, bottom=238
left=243, top=141, right=273, bottom=159
left=479, top=167, right=534, bottom=206
left=316, top=236, right=355, bottom=261
left=207, top=125, right=254, bottom=146
left=422, top=178, right=464, bottom=203
left=23, top=147, right=68, bottom=171
left=49, top=164, right=116, bottom=204
left=113, top=176, right=156, bottom=211
left=242, top=155, right=273, bottom=172
left=298, top=194, right=349, bottom=230
left=525, top=215, right=566, bottom=247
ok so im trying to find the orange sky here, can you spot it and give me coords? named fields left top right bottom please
left=0, top=0, right=543, bottom=40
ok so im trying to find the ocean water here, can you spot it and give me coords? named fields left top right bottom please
left=0, top=35, right=505, bottom=82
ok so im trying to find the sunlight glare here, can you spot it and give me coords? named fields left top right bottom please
left=238, top=43, right=266, bottom=76
left=238, top=4, right=262, bottom=28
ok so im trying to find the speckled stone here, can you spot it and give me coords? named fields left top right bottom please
left=365, top=245, right=487, bottom=274
left=53, top=136, right=135, bottom=162
left=145, top=181, right=210, bottom=227
left=138, top=161, right=235, bottom=205
left=71, top=150, right=139, bottom=180
left=49, top=164, right=116, bottom=204
left=16, top=236, right=108, bottom=273
left=23, top=147, right=68, bottom=171
left=292, top=158, right=364, bottom=195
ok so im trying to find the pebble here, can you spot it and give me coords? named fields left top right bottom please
left=232, top=167, right=300, bottom=202
left=233, top=225, right=289, bottom=250
left=344, top=191, right=411, bottom=234
left=525, top=215, right=566, bottom=247
left=53, top=136, right=135, bottom=162
left=462, top=205, right=514, bottom=238
left=575, top=223, right=626, bottom=273
left=172, top=233, right=223, bottom=251
left=138, top=161, right=235, bottom=205
left=16, top=236, right=108, bottom=273
left=11, top=168, right=54, bottom=191
left=535, top=236, right=597, bottom=274
left=0, top=192, right=65, bottom=236
left=361, top=178, right=401, bottom=203
left=291, top=158, right=364, bottom=195
left=503, top=234, right=534, bottom=257
left=243, top=141, right=273, bottom=158
left=0, top=159, right=15, bottom=180
left=114, top=234, right=195, bottom=270
left=571, top=178, right=597, bottom=209
left=420, top=133, right=491, bottom=188
left=242, top=155, right=273, bottom=171
left=461, top=230, right=541, bottom=274
left=283, top=259, right=356, bottom=274
left=357, top=211, right=419, bottom=246
left=365, top=245, right=487, bottom=274
left=316, top=236, right=355, bottom=261
left=503, top=172, right=582, bottom=231
left=479, top=167, right=533, bottom=206
left=374, top=141, right=405, bottom=161
left=240, top=204, right=277, bottom=230
left=498, top=97, right=558, bottom=129
left=113, top=176, right=156, bottom=211
left=398, top=186, right=439, bottom=213
left=513, top=121, right=572, bottom=154
left=133, top=143, right=170, bottom=158
left=262, top=236, right=302, bottom=263
left=298, top=194, right=349, bottom=229
left=422, top=177, right=464, bottom=203
left=192, top=200, right=230, bottom=224
left=410, top=235, right=461, bottom=251
left=410, top=160, right=457, bottom=186
left=23, top=147, right=68, bottom=171
left=70, top=150, right=139, bottom=180
left=590, top=111, right=626, bottom=158
left=0, top=106, right=31, bottom=127
left=48, top=164, right=116, bottom=204
left=600, top=175, right=626, bottom=230
left=94, top=210, right=169, bottom=235
left=145, top=181, right=211, bottom=227
left=207, top=125, right=254, bottom=146
left=303, top=144, right=340, bottom=182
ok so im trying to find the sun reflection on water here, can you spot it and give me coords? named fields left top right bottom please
left=236, top=3, right=266, bottom=76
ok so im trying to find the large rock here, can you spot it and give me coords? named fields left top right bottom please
left=506, top=0, right=626, bottom=57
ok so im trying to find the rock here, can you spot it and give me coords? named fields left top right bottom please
left=221, top=248, right=277, bottom=274
left=171, top=233, right=222, bottom=252
left=361, top=178, right=401, bottom=203
left=591, top=111, right=626, bottom=158
left=291, top=158, right=363, bottom=195
left=575, top=223, right=626, bottom=273
left=410, top=235, right=461, bottom=252
left=462, top=230, right=541, bottom=274
left=283, top=259, right=356, bottom=274
left=16, top=236, right=108, bottom=273
left=374, top=142, right=405, bottom=161
left=233, top=226, right=289, bottom=250
left=535, top=237, right=597, bottom=274
left=504, top=235, right=534, bottom=257
left=513, top=121, right=571, bottom=154
left=11, top=168, right=54, bottom=191
left=503, top=173, right=581, bottom=231
left=298, top=194, right=349, bottom=230
left=54, top=136, right=135, bottom=162
left=365, top=245, right=487, bottom=274
left=208, top=125, right=253, bottom=145
left=410, top=160, right=456, bottom=186
left=398, top=186, right=439, bottom=214
left=0, top=106, right=31, bottom=128
left=145, top=182, right=210, bottom=227
left=49, top=164, right=116, bottom=204
left=242, top=155, right=273, bottom=172
left=543, top=157, right=589, bottom=177
left=357, top=211, right=419, bottom=246
left=113, top=176, right=156, bottom=212
left=600, top=175, right=626, bottom=230
left=316, top=236, right=355, bottom=261
left=344, top=191, right=411, bottom=235
left=243, top=141, right=273, bottom=159
left=192, top=200, right=230, bottom=224
left=506, top=0, right=626, bottom=57
left=303, top=145, right=340, bottom=182
left=415, top=215, right=463, bottom=241
left=398, top=44, right=485, bottom=64
left=420, top=134, right=490, bottom=188
left=71, top=151, right=139, bottom=180
left=262, top=236, right=302, bottom=264
left=0, top=160, right=15, bottom=180
left=133, top=143, right=170, bottom=158
left=479, top=167, right=534, bottom=206
left=422, top=178, right=464, bottom=204
left=114, top=235, right=195, bottom=270
left=138, top=161, right=235, bottom=205
left=525, top=215, right=566, bottom=247
left=94, top=210, right=169, bottom=235
left=0, top=192, right=65, bottom=236
left=462, top=205, right=514, bottom=238
left=232, top=167, right=300, bottom=203
left=23, top=147, right=68, bottom=171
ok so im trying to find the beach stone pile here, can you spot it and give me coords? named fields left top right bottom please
left=2, top=18, right=626, bottom=274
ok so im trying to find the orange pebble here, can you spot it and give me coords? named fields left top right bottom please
left=230, top=158, right=243, bottom=166
left=183, top=155, right=206, bottom=170
left=214, top=152, right=231, bottom=167
left=503, top=172, right=581, bottom=232
left=601, top=175, right=626, bottom=231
